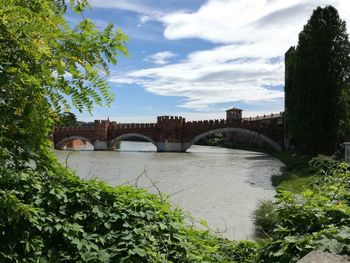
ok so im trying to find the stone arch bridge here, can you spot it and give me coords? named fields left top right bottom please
left=53, top=112, right=284, bottom=152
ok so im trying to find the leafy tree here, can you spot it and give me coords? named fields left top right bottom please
left=0, top=0, right=127, bottom=168
left=56, top=112, right=78, bottom=127
left=286, top=6, right=350, bottom=154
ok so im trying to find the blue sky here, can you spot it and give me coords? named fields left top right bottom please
left=70, top=0, right=350, bottom=122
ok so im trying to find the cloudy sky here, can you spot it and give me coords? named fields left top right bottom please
left=71, top=0, right=350, bottom=122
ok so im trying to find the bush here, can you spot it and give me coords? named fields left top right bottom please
left=259, top=163, right=350, bottom=262
left=309, top=155, right=341, bottom=174
left=252, top=200, right=278, bottom=234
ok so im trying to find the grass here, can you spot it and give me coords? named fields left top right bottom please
left=271, top=151, right=320, bottom=193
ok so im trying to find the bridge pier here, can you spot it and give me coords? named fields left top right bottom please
left=93, top=140, right=108, bottom=151
left=156, top=142, right=186, bottom=152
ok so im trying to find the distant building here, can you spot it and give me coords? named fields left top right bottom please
left=226, top=107, right=242, bottom=121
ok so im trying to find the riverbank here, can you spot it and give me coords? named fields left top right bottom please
left=270, top=151, right=316, bottom=193
left=195, top=139, right=275, bottom=155
left=254, top=151, right=350, bottom=262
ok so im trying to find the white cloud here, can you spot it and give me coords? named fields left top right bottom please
left=161, top=0, right=350, bottom=45
left=110, top=53, right=284, bottom=110
left=144, top=51, right=177, bottom=65
left=90, top=0, right=164, bottom=21
left=90, top=0, right=151, bottom=14
left=109, top=0, right=350, bottom=111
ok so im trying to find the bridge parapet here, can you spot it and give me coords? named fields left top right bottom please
left=183, top=113, right=282, bottom=127
left=54, top=126, right=95, bottom=133
left=185, top=119, right=228, bottom=127
left=186, top=118, right=255, bottom=127
left=110, top=123, right=157, bottom=129
left=94, top=120, right=109, bottom=125
left=157, top=116, right=185, bottom=123
left=243, top=112, right=283, bottom=121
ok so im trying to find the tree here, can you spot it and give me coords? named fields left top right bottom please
left=0, top=0, right=127, bottom=168
left=286, top=6, right=350, bottom=154
left=57, top=112, right=78, bottom=127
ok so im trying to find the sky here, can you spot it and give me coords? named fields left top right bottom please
left=70, top=0, right=350, bottom=123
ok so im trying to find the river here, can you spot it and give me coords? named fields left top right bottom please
left=55, top=141, right=283, bottom=240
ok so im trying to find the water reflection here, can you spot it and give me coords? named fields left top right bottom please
left=117, top=141, right=157, bottom=152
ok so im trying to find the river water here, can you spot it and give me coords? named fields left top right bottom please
left=55, top=141, right=283, bottom=240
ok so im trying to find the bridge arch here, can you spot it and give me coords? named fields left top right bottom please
left=55, top=136, right=93, bottom=150
left=185, top=128, right=282, bottom=152
left=109, top=133, right=157, bottom=149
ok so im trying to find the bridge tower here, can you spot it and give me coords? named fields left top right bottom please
left=225, top=107, right=243, bottom=146
left=156, top=116, right=185, bottom=152
left=226, top=107, right=242, bottom=122
left=93, top=120, right=109, bottom=150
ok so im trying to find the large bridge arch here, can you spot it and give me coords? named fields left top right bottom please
left=55, top=136, right=93, bottom=150
left=109, top=133, right=157, bottom=149
left=184, top=128, right=282, bottom=152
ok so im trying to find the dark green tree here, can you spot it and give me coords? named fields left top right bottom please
left=56, top=112, right=78, bottom=127
left=286, top=5, right=350, bottom=154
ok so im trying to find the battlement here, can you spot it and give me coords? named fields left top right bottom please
left=185, top=119, right=227, bottom=127
left=157, top=116, right=185, bottom=123
left=54, top=126, right=94, bottom=133
left=110, top=123, right=157, bottom=129
left=94, top=119, right=109, bottom=126
left=243, top=112, right=283, bottom=121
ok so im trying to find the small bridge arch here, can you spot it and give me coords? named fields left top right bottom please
left=109, top=133, right=157, bottom=149
left=55, top=136, right=93, bottom=150
left=185, top=127, right=282, bottom=152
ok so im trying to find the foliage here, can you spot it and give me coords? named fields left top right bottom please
left=0, top=0, right=127, bottom=169
left=273, top=151, right=312, bottom=172
left=0, top=163, right=259, bottom=262
left=309, top=155, right=342, bottom=174
left=195, top=133, right=224, bottom=147
left=252, top=200, right=278, bottom=235
left=285, top=5, right=350, bottom=154
left=271, top=151, right=316, bottom=192
left=271, top=153, right=344, bottom=192
left=259, top=162, right=350, bottom=262
left=55, top=112, right=78, bottom=127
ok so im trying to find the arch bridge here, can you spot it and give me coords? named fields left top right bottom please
left=53, top=112, right=284, bottom=152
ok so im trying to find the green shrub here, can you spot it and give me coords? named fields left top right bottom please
left=309, top=155, right=341, bottom=174
left=259, top=163, right=350, bottom=262
left=252, top=200, right=278, bottom=234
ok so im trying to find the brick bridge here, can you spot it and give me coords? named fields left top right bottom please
left=53, top=109, right=285, bottom=152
